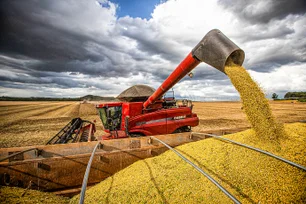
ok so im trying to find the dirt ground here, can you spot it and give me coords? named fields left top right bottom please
left=0, top=100, right=305, bottom=148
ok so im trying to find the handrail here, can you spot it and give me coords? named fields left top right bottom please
left=0, top=148, right=37, bottom=163
left=79, top=142, right=101, bottom=204
left=192, top=132, right=306, bottom=171
left=150, top=136, right=241, bottom=204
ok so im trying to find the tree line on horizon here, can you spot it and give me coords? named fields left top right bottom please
left=0, top=95, right=116, bottom=101
left=272, top=92, right=306, bottom=102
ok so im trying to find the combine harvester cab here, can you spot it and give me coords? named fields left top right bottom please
left=0, top=29, right=245, bottom=196
left=96, top=89, right=198, bottom=140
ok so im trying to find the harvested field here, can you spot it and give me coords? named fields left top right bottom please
left=192, top=101, right=306, bottom=132
left=0, top=102, right=104, bottom=147
left=0, top=101, right=305, bottom=147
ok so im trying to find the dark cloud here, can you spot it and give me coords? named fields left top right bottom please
left=235, top=26, right=295, bottom=43
left=1, top=1, right=89, bottom=61
left=0, top=0, right=173, bottom=84
left=219, top=0, right=306, bottom=24
left=221, top=2, right=306, bottom=73
left=0, top=0, right=134, bottom=74
left=0, top=68, right=83, bottom=89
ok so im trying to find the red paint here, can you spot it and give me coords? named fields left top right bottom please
left=143, top=53, right=200, bottom=109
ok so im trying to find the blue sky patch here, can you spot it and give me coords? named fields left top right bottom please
left=111, top=0, right=163, bottom=19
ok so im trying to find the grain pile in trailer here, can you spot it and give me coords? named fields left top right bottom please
left=0, top=186, right=69, bottom=203
left=70, top=123, right=306, bottom=203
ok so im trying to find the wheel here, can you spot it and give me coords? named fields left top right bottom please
left=172, top=126, right=191, bottom=133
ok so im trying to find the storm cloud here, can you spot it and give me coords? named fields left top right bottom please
left=219, top=0, right=306, bottom=24
left=0, top=0, right=305, bottom=99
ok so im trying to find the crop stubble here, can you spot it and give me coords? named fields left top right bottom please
left=1, top=99, right=306, bottom=148
left=0, top=102, right=101, bottom=147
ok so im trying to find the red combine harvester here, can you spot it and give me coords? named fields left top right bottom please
left=0, top=29, right=245, bottom=194
left=96, top=87, right=199, bottom=139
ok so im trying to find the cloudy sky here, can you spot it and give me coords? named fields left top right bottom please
left=0, top=0, right=305, bottom=100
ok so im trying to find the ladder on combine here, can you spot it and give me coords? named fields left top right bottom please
left=46, top=118, right=96, bottom=144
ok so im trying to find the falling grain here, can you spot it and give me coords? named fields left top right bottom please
left=224, top=62, right=286, bottom=142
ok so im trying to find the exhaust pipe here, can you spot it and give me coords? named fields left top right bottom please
left=192, top=29, right=245, bottom=73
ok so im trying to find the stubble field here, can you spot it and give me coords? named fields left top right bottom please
left=0, top=100, right=305, bottom=148
left=0, top=101, right=103, bottom=148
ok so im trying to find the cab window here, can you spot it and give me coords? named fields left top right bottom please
left=98, top=106, right=122, bottom=131
left=98, top=108, right=108, bottom=129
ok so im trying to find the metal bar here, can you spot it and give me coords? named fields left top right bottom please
left=193, top=133, right=306, bottom=171
left=88, top=124, right=93, bottom=142
left=61, top=119, right=81, bottom=143
left=79, top=142, right=100, bottom=204
left=0, top=148, right=37, bottom=162
left=143, top=53, right=200, bottom=109
left=73, top=121, right=83, bottom=143
left=150, top=136, right=241, bottom=204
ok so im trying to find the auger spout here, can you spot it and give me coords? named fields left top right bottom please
left=143, top=29, right=244, bottom=109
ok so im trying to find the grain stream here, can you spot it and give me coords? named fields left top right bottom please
left=224, top=62, right=286, bottom=142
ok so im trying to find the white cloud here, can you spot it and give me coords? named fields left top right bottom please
left=44, top=0, right=118, bottom=37
left=1, top=0, right=305, bottom=100
left=249, top=62, right=306, bottom=97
